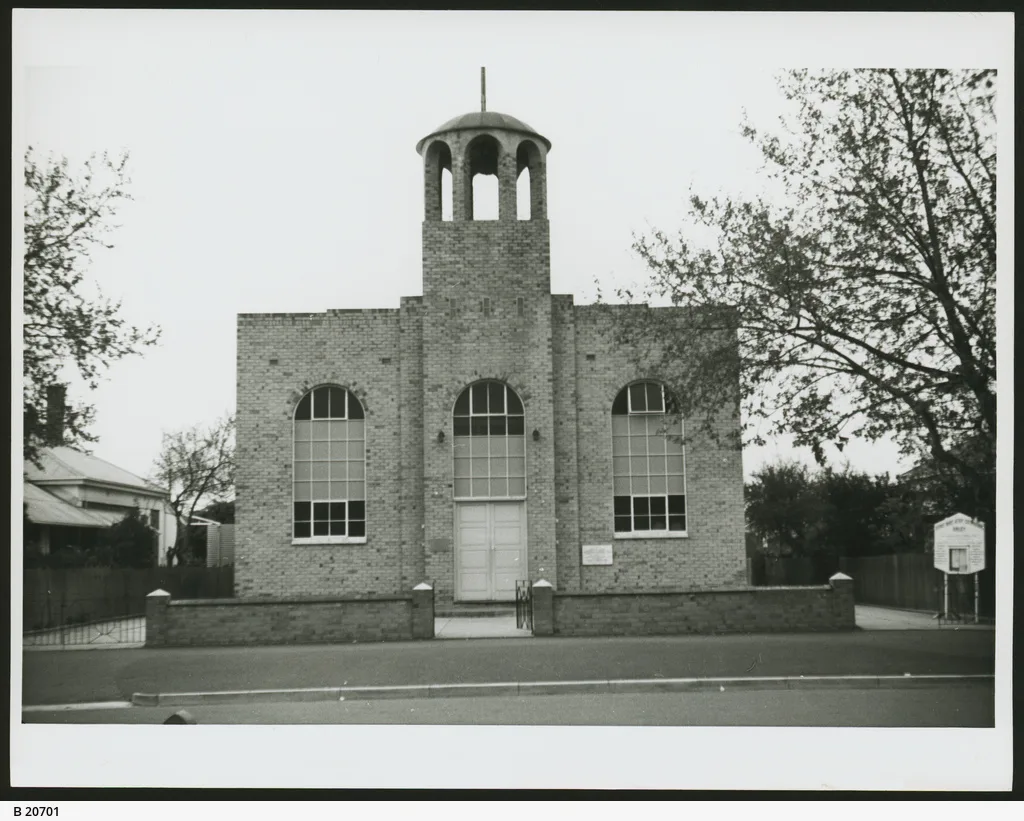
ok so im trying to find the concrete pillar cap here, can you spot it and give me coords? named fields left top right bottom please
left=533, top=579, right=553, bottom=588
left=147, top=589, right=171, bottom=598
left=413, top=582, right=433, bottom=591
left=829, top=572, right=852, bottom=582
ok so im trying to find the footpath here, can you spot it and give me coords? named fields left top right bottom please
left=21, top=622, right=994, bottom=707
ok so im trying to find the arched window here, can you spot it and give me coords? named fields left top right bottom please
left=452, top=381, right=526, bottom=499
left=611, top=382, right=687, bottom=535
left=293, top=385, right=366, bottom=542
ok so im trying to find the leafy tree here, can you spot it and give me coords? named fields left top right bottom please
left=875, top=482, right=937, bottom=555
left=100, top=509, right=158, bottom=569
left=623, top=69, right=996, bottom=531
left=153, top=415, right=235, bottom=566
left=23, top=147, right=161, bottom=464
left=744, top=461, right=820, bottom=557
left=36, top=544, right=95, bottom=570
left=196, top=499, right=235, bottom=524
left=813, top=467, right=894, bottom=557
left=747, top=458, right=967, bottom=559
left=894, top=432, right=996, bottom=563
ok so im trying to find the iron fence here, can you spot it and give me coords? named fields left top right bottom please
left=22, top=596, right=147, bottom=647
left=515, top=579, right=533, bottom=631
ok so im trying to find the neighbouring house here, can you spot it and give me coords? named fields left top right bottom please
left=24, top=442, right=177, bottom=566
left=233, top=78, right=747, bottom=609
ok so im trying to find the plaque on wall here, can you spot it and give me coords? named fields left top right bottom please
left=582, top=544, right=613, bottom=566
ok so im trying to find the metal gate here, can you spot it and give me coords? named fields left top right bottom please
left=515, top=579, right=533, bottom=631
left=22, top=595, right=147, bottom=648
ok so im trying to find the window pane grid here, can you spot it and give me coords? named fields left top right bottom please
left=611, top=381, right=687, bottom=533
left=293, top=387, right=366, bottom=539
left=452, top=381, right=527, bottom=499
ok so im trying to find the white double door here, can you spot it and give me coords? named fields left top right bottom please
left=455, top=502, right=527, bottom=601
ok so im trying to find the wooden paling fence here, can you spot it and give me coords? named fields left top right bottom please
left=747, top=554, right=840, bottom=587
left=838, top=554, right=994, bottom=619
left=748, top=552, right=993, bottom=619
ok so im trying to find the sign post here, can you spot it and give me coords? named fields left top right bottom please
left=933, top=513, right=986, bottom=625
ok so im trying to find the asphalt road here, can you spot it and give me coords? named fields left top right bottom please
left=22, top=683, right=994, bottom=726
left=21, top=629, right=995, bottom=706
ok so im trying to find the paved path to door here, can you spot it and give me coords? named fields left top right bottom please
left=434, top=616, right=529, bottom=639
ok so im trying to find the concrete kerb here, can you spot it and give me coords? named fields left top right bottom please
left=130, top=673, right=994, bottom=707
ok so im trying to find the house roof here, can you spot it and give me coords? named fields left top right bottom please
left=24, top=446, right=165, bottom=495
left=23, top=483, right=111, bottom=528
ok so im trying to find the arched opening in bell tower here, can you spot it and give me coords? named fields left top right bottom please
left=441, top=168, right=452, bottom=221
left=423, top=140, right=453, bottom=222
left=517, top=167, right=531, bottom=221
left=466, top=134, right=501, bottom=221
left=516, top=139, right=546, bottom=221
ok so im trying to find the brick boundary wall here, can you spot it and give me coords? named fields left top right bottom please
left=537, top=574, right=854, bottom=637
left=146, top=585, right=434, bottom=647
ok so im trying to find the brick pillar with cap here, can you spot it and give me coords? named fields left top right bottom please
left=532, top=579, right=554, bottom=635
left=146, top=589, right=171, bottom=647
left=411, top=582, right=435, bottom=639
left=828, top=572, right=855, bottom=629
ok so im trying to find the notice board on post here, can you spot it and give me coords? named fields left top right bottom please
left=934, top=513, right=985, bottom=575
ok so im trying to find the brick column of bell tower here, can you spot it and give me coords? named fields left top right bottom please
left=415, top=88, right=558, bottom=608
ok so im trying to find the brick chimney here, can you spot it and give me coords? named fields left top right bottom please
left=46, top=385, right=66, bottom=447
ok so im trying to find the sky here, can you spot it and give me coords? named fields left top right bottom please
left=11, top=11, right=1014, bottom=792
left=15, top=9, right=1012, bottom=488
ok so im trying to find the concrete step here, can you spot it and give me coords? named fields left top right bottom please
left=435, top=604, right=517, bottom=618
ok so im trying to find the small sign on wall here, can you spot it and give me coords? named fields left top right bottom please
left=582, top=544, right=613, bottom=566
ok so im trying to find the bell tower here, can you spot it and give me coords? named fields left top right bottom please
left=415, top=68, right=552, bottom=299
left=414, top=71, right=560, bottom=607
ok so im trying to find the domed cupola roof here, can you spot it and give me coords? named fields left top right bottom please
left=416, top=110, right=551, bottom=154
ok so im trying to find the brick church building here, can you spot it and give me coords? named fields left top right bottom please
left=234, top=85, right=747, bottom=609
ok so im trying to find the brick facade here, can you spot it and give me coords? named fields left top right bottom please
left=234, top=102, right=747, bottom=607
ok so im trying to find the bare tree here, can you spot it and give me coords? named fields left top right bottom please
left=153, top=414, right=235, bottom=566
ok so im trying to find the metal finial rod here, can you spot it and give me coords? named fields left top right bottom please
left=481, top=67, right=486, bottom=112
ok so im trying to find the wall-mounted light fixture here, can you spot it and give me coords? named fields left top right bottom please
left=437, top=430, right=446, bottom=444
left=532, top=429, right=541, bottom=441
